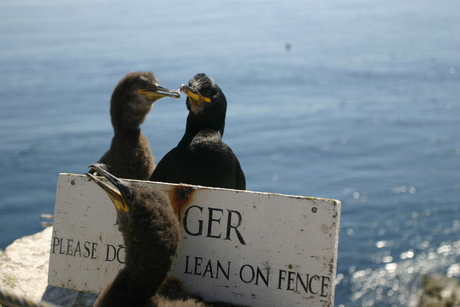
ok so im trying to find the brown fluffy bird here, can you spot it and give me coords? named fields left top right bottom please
left=92, top=72, right=180, bottom=180
left=150, top=73, right=245, bottom=190
left=87, top=164, right=245, bottom=307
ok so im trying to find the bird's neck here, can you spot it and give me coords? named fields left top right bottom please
left=110, top=98, right=148, bottom=137
left=113, top=125, right=142, bottom=139
left=95, top=240, right=174, bottom=307
left=184, top=112, right=225, bottom=138
left=95, top=266, right=161, bottom=307
left=122, top=257, right=167, bottom=295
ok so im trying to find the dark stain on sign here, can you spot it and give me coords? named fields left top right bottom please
left=169, top=185, right=198, bottom=219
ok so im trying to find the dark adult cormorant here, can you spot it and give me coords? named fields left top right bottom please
left=86, top=164, right=245, bottom=307
left=150, top=74, right=246, bottom=190
left=92, top=72, right=180, bottom=180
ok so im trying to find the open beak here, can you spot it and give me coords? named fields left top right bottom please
left=180, top=84, right=211, bottom=106
left=138, top=85, right=180, bottom=100
left=86, top=164, right=130, bottom=213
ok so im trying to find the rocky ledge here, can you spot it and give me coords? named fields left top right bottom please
left=0, top=227, right=96, bottom=306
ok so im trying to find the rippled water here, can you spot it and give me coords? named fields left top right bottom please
left=0, top=0, right=459, bottom=305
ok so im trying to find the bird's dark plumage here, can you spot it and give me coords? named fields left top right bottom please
left=150, top=74, right=245, bottom=190
left=92, top=72, right=180, bottom=180
left=87, top=163, right=180, bottom=307
left=87, top=164, right=246, bottom=307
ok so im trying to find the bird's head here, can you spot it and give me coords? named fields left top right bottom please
left=134, top=72, right=180, bottom=102
left=86, top=163, right=179, bottom=253
left=180, top=73, right=227, bottom=134
left=111, top=72, right=180, bottom=130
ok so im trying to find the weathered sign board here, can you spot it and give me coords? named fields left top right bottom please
left=48, top=173, right=341, bottom=307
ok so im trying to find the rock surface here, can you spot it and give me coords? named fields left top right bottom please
left=0, top=227, right=96, bottom=307
left=418, top=274, right=460, bottom=307
left=0, top=227, right=52, bottom=302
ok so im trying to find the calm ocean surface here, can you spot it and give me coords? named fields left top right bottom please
left=0, top=0, right=459, bottom=305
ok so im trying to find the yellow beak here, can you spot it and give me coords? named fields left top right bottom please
left=86, top=166, right=129, bottom=213
left=180, top=84, right=211, bottom=106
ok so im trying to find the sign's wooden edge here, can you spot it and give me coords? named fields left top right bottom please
left=58, top=173, right=342, bottom=206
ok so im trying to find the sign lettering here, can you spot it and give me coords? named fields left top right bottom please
left=182, top=205, right=246, bottom=245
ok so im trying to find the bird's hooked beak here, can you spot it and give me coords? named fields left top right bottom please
left=138, top=84, right=180, bottom=101
left=86, top=164, right=130, bottom=213
left=180, top=84, right=211, bottom=107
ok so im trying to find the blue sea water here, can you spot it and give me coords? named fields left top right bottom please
left=0, top=0, right=459, bottom=305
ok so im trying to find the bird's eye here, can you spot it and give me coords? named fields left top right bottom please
left=205, top=89, right=215, bottom=97
left=125, top=190, right=135, bottom=203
